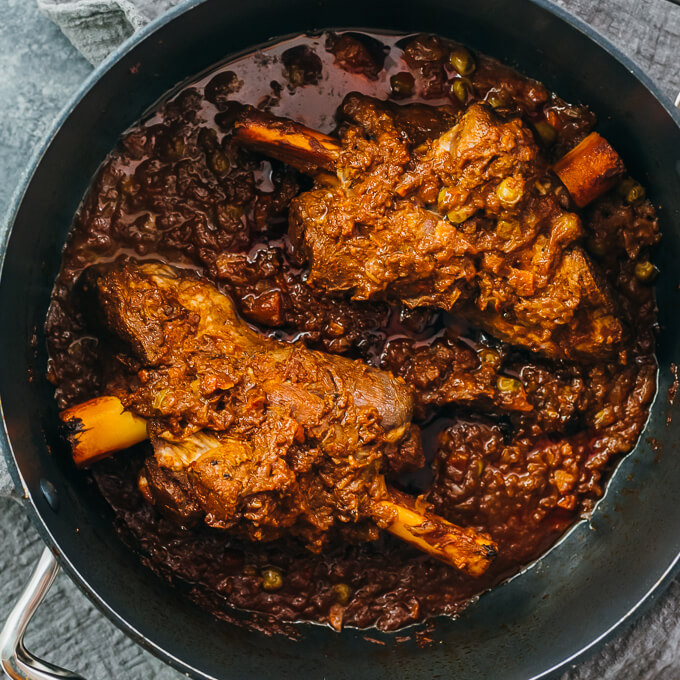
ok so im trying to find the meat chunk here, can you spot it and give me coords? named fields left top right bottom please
left=380, top=333, right=533, bottom=419
left=465, top=247, right=622, bottom=360
left=291, top=101, right=623, bottom=360
left=340, top=92, right=458, bottom=146
left=138, top=456, right=203, bottom=528
left=79, top=260, right=421, bottom=550
left=238, top=96, right=625, bottom=360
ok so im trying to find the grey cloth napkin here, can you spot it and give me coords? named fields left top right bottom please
left=0, top=0, right=678, bottom=678
left=35, top=0, right=680, bottom=97
left=0, top=461, right=13, bottom=498
left=36, top=0, right=178, bottom=64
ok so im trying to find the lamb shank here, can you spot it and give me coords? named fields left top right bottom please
left=61, top=261, right=497, bottom=576
left=234, top=93, right=626, bottom=361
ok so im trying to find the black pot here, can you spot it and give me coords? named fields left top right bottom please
left=1, top=1, right=679, bottom=678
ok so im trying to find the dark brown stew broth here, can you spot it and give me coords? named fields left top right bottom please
left=45, top=31, right=659, bottom=635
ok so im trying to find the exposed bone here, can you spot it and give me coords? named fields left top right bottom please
left=60, top=395, right=497, bottom=576
left=233, top=106, right=341, bottom=177
left=553, top=132, right=625, bottom=208
left=235, top=107, right=625, bottom=207
left=60, top=396, right=148, bottom=467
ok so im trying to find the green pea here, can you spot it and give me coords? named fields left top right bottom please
left=332, top=582, right=351, bottom=605
left=390, top=72, right=415, bottom=98
left=210, top=150, right=230, bottom=174
left=534, top=121, right=557, bottom=146
left=447, top=208, right=472, bottom=224
left=496, top=177, right=523, bottom=206
left=438, top=186, right=453, bottom=211
left=634, top=261, right=657, bottom=283
left=486, top=93, right=506, bottom=109
left=626, top=184, right=645, bottom=204
left=261, top=567, right=283, bottom=592
left=449, top=46, right=476, bottom=76
left=451, top=78, right=472, bottom=104
left=497, top=376, right=521, bottom=393
left=618, top=178, right=646, bottom=204
left=479, top=348, right=500, bottom=366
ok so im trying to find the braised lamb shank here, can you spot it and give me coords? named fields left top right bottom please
left=234, top=94, right=625, bottom=361
left=62, top=261, right=496, bottom=575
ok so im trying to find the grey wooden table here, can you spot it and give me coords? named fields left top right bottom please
left=0, top=1, right=678, bottom=678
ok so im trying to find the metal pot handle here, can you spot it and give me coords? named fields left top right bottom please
left=0, top=548, right=85, bottom=680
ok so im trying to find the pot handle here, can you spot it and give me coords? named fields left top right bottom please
left=0, top=548, right=85, bottom=680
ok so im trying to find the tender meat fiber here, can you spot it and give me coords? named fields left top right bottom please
left=290, top=98, right=623, bottom=360
left=140, top=457, right=203, bottom=528
left=81, top=261, right=420, bottom=550
left=45, top=89, right=299, bottom=409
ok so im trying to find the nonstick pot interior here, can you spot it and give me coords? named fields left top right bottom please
left=1, top=1, right=679, bottom=679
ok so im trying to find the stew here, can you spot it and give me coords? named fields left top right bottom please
left=46, top=31, right=659, bottom=635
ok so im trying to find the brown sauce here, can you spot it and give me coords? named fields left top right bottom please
left=45, top=31, right=659, bottom=635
